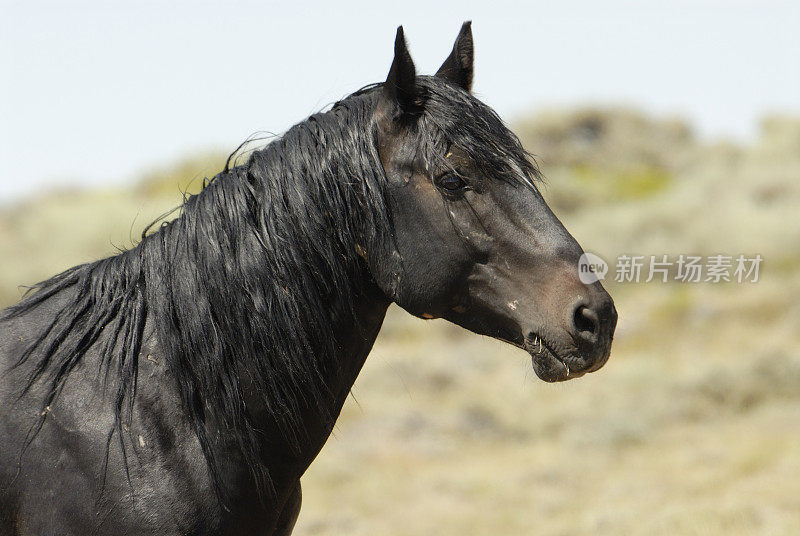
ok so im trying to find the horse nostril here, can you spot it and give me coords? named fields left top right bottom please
left=572, top=304, right=600, bottom=342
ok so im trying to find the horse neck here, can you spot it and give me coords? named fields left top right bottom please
left=300, top=273, right=390, bottom=466
left=146, top=153, right=392, bottom=476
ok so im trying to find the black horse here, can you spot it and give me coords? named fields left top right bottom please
left=0, top=23, right=616, bottom=535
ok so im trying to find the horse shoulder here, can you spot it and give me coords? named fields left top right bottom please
left=0, top=292, right=225, bottom=534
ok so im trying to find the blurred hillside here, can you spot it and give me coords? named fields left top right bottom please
left=1, top=109, right=799, bottom=535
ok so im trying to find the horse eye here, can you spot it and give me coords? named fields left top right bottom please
left=439, top=175, right=467, bottom=191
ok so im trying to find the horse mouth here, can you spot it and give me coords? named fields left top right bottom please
left=524, top=333, right=585, bottom=383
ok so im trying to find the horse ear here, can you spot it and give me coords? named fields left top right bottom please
left=382, top=26, right=417, bottom=115
left=435, top=21, right=474, bottom=91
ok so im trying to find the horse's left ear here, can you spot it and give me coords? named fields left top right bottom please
left=435, top=21, right=474, bottom=91
left=382, top=26, right=418, bottom=115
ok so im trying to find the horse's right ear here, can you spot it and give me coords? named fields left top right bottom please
left=380, top=26, right=418, bottom=117
left=436, top=21, right=474, bottom=91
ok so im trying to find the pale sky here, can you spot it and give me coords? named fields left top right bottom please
left=1, top=0, right=798, bottom=202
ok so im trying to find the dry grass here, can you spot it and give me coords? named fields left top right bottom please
left=1, top=110, right=799, bottom=535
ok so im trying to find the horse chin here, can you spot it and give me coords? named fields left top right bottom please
left=525, top=336, right=586, bottom=383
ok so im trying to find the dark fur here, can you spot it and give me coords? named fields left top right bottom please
left=1, top=75, right=539, bottom=503
left=1, top=25, right=619, bottom=535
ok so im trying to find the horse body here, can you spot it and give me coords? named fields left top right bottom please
left=1, top=23, right=617, bottom=535
left=0, top=268, right=390, bottom=535
left=1, top=296, right=224, bottom=534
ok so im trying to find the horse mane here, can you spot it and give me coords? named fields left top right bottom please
left=1, top=76, right=539, bottom=501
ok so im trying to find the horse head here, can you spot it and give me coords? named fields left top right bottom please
left=368, top=23, right=617, bottom=381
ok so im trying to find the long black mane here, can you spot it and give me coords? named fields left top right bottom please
left=1, top=76, right=538, bottom=500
